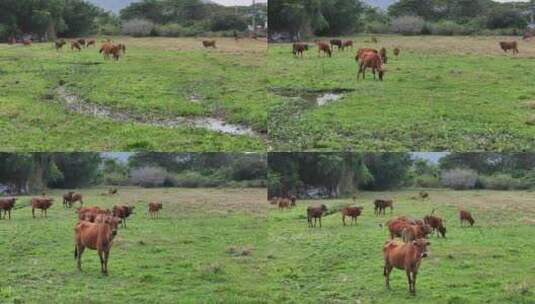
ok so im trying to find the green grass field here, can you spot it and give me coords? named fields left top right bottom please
left=267, top=36, right=535, bottom=151
left=0, top=37, right=268, bottom=151
left=1, top=188, right=533, bottom=303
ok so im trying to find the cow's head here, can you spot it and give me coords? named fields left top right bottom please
left=412, top=239, right=431, bottom=258
left=438, top=226, right=447, bottom=238
left=320, top=204, right=328, bottom=213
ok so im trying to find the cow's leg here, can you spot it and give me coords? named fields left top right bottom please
left=342, top=215, right=346, bottom=226
left=76, top=245, right=85, bottom=271
left=98, top=250, right=106, bottom=275
left=32, top=208, right=35, bottom=219
left=8, top=210, right=11, bottom=220
left=384, top=263, right=393, bottom=289
left=104, top=250, right=110, bottom=274
left=412, top=271, right=417, bottom=295
left=319, top=217, right=322, bottom=228
left=406, top=270, right=413, bottom=294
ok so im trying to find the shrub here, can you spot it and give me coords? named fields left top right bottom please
left=430, top=21, right=473, bottom=36
left=155, top=23, right=185, bottom=37
left=391, top=16, right=425, bottom=35
left=121, top=19, right=155, bottom=37
left=99, top=24, right=120, bottom=36
left=129, top=166, right=168, bottom=187
left=104, top=172, right=128, bottom=186
left=366, top=21, right=390, bottom=34
left=415, top=175, right=441, bottom=188
left=478, top=174, right=531, bottom=190
left=441, top=169, right=478, bottom=190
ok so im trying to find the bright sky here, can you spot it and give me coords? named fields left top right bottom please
left=211, top=0, right=266, bottom=6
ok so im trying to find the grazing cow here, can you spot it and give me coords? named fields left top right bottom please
left=292, top=43, right=309, bottom=57
left=278, top=198, right=290, bottom=210
left=74, top=215, right=120, bottom=275
left=379, top=47, right=388, bottom=64
left=31, top=197, right=54, bottom=218
left=374, top=198, right=393, bottom=216
left=289, top=194, right=297, bottom=208
left=307, top=204, right=328, bottom=228
left=77, top=39, right=86, bottom=47
left=86, top=39, right=96, bottom=47
left=387, top=217, right=431, bottom=240
left=148, top=201, right=163, bottom=219
left=112, top=205, right=135, bottom=228
left=393, top=47, right=400, bottom=57
left=459, top=209, right=475, bottom=227
left=63, top=192, right=84, bottom=208
left=423, top=215, right=446, bottom=238
left=316, top=41, right=332, bottom=57
left=419, top=191, right=429, bottom=200
left=355, top=48, right=378, bottom=62
left=499, top=41, right=519, bottom=55
left=202, top=40, right=217, bottom=48
left=55, top=40, right=66, bottom=50
left=330, top=39, right=343, bottom=51
left=383, top=238, right=431, bottom=295
left=341, top=206, right=363, bottom=226
left=77, top=207, right=111, bottom=222
left=341, top=40, right=353, bottom=51
left=0, top=197, right=17, bottom=220
left=358, top=52, right=385, bottom=81
left=401, top=223, right=432, bottom=242
left=71, top=41, right=81, bottom=51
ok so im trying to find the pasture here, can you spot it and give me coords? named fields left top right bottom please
left=0, top=37, right=268, bottom=151
left=0, top=187, right=269, bottom=303
left=267, top=36, right=535, bottom=151
left=266, top=190, right=535, bottom=303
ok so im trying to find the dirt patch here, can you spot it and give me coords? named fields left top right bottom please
left=271, top=88, right=353, bottom=107
left=53, top=87, right=258, bottom=136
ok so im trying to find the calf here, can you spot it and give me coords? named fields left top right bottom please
left=74, top=215, right=120, bottom=275
left=31, top=197, right=54, bottom=218
left=379, top=47, right=388, bottom=64
left=393, top=47, right=400, bottom=57
left=202, top=40, right=217, bottom=48
left=307, top=204, right=328, bottom=228
left=374, top=198, right=393, bottom=216
left=341, top=40, right=353, bottom=51
left=358, top=52, right=385, bottom=81
left=330, top=39, right=343, bottom=51
left=0, top=197, right=17, bottom=220
left=113, top=205, right=135, bottom=228
left=341, top=206, right=363, bottom=226
left=499, top=41, right=519, bottom=55
left=278, top=198, right=290, bottom=210
left=63, top=192, right=84, bottom=208
left=423, top=215, right=446, bottom=238
left=383, top=239, right=431, bottom=295
left=71, top=41, right=81, bottom=51
left=77, top=39, right=86, bottom=47
left=316, top=42, right=332, bottom=57
left=55, top=40, right=66, bottom=50
left=86, top=39, right=96, bottom=47
left=148, top=201, right=163, bottom=219
left=289, top=195, right=297, bottom=208
left=459, top=209, right=475, bottom=227
left=292, top=43, right=309, bottom=57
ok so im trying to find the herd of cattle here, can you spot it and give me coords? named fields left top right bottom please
left=291, top=36, right=530, bottom=81
left=270, top=191, right=476, bottom=295
left=0, top=190, right=163, bottom=275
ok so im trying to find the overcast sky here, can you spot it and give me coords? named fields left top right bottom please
left=212, top=0, right=266, bottom=5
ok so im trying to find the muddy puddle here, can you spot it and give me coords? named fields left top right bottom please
left=271, top=88, right=353, bottom=107
left=54, top=87, right=257, bottom=136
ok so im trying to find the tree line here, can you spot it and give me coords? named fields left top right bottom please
left=0, top=0, right=266, bottom=42
left=268, top=153, right=535, bottom=198
left=0, top=153, right=266, bottom=195
left=269, top=0, right=535, bottom=39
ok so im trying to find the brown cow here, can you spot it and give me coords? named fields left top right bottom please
left=523, top=32, right=533, bottom=40
left=108, top=188, right=118, bottom=195
left=355, top=48, right=378, bottom=62
left=71, top=41, right=81, bottom=51
left=112, top=205, right=135, bottom=228
left=202, top=40, right=216, bottom=48
left=419, top=191, right=429, bottom=200
left=387, top=217, right=431, bottom=240
left=379, top=47, right=388, bottom=64
left=330, top=39, right=343, bottom=51
left=393, top=47, right=400, bottom=57
left=278, top=198, right=290, bottom=210
left=459, top=209, right=475, bottom=227
left=341, top=206, right=363, bottom=226
left=22, top=40, right=32, bottom=46
left=31, top=197, right=54, bottom=218
left=77, top=207, right=111, bottom=222
left=307, top=204, right=328, bottom=228
left=289, top=194, right=297, bottom=208
left=358, top=52, right=385, bottom=81
left=86, top=39, right=96, bottom=47
left=423, top=215, right=446, bottom=238
left=55, top=40, right=66, bottom=50
left=0, top=197, right=17, bottom=220
left=341, top=40, right=353, bottom=51
left=383, top=239, right=431, bottom=295
left=401, top=223, right=432, bottom=242
left=63, top=192, right=84, bottom=208
left=316, top=41, right=332, bottom=57
left=74, top=215, right=120, bottom=275
left=292, top=43, right=309, bottom=57
left=374, top=198, right=393, bottom=216
left=148, top=201, right=163, bottom=219
left=499, top=41, right=519, bottom=55
left=77, top=39, right=86, bottom=47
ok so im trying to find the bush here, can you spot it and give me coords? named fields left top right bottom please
left=104, top=172, right=128, bottom=186
left=366, top=21, right=390, bottom=34
left=155, top=23, right=185, bottom=37
left=129, top=166, right=168, bottom=187
left=99, top=24, right=120, bottom=36
left=479, top=174, right=532, bottom=190
left=391, top=16, right=425, bottom=35
left=121, top=19, right=156, bottom=37
left=415, top=175, right=442, bottom=188
left=430, top=21, right=474, bottom=36
left=441, top=169, right=478, bottom=190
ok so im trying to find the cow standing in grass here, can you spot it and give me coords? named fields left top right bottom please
left=316, top=41, right=332, bottom=57
left=383, top=238, right=431, bottom=295
left=459, top=209, right=475, bottom=227
left=113, top=205, right=135, bottom=228
left=55, top=40, right=66, bottom=50
left=0, top=198, right=17, bottom=220
left=341, top=206, right=363, bottom=226
left=71, top=41, right=81, bottom=51
left=307, top=204, right=328, bottom=228
left=202, top=40, right=216, bottom=48
left=393, top=47, right=400, bottom=57
left=292, top=43, right=309, bottom=58
left=289, top=195, right=297, bottom=208
left=330, top=39, right=343, bottom=51
left=374, top=198, right=393, bottom=216
left=278, top=198, right=290, bottom=210
left=423, top=215, right=446, bottom=238
left=31, top=197, right=54, bottom=218
left=148, top=202, right=163, bottom=219
left=63, top=192, right=84, bottom=208
left=342, top=40, right=353, bottom=51
left=499, top=41, right=519, bottom=55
